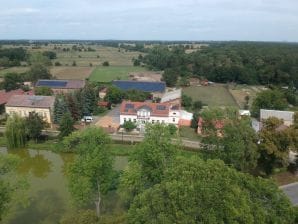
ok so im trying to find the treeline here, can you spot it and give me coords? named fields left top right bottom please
left=142, top=42, right=298, bottom=88
left=0, top=47, right=27, bottom=67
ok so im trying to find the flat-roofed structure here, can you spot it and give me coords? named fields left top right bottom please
left=36, top=79, right=85, bottom=94
left=5, top=95, right=55, bottom=124
left=260, top=109, right=295, bottom=126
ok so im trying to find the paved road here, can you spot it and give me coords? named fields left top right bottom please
left=280, top=182, right=298, bottom=205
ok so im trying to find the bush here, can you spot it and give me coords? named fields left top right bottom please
left=102, top=61, right=109, bottom=66
left=122, top=121, right=136, bottom=132
left=55, top=61, right=62, bottom=66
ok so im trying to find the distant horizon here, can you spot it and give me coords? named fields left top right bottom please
left=0, top=39, right=297, bottom=44
left=1, top=1, right=298, bottom=42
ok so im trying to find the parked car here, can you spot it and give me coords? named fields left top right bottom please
left=81, top=116, right=93, bottom=123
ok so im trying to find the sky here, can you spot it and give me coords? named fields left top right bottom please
left=0, top=0, right=298, bottom=41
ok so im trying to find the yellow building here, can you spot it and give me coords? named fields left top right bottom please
left=5, top=95, right=55, bottom=124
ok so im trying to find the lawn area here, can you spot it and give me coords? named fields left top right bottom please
left=0, top=66, right=29, bottom=77
left=183, top=84, right=238, bottom=107
left=179, top=126, right=201, bottom=141
left=89, top=66, right=147, bottom=82
left=228, top=84, right=267, bottom=109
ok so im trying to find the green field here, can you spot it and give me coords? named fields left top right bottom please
left=0, top=66, right=29, bottom=77
left=183, top=85, right=238, bottom=107
left=89, top=66, right=147, bottom=82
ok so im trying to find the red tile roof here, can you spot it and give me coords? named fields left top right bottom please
left=120, top=101, right=170, bottom=117
left=6, top=95, right=55, bottom=108
left=0, top=89, right=34, bottom=105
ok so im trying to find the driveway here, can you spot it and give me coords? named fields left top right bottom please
left=280, top=182, right=298, bottom=205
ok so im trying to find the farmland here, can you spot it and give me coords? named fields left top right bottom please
left=89, top=66, right=147, bottom=82
left=50, top=66, right=94, bottom=80
left=183, top=84, right=238, bottom=107
left=0, top=66, right=29, bottom=77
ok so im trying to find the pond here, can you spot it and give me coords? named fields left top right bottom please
left=0, top=148, right=128, bottom=224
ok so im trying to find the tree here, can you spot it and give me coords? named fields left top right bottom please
left=104, top=86, right=124, bottom=104
left=119, top=124, right=179, bottom=204
left=42, top=51, right=57, bottom=59
left=58, top=112, right=75, bottom=139
left=81, top=84, right=97, bottom=115
left=128, top=156, right=296, bottom=223
left=192, top=100, right=203, bottom=111
left=258, top=117, right=296, bottom=174
left=34, top=86, right=53, bottom=96
left=218, top=119, right=259, bottom=173
left=102, top=61, right=109, bottom=66
left=25, top=112, right=45, bottom=142
left=5, top=114, right=27, bottom=149
left=72, top=61, right=77, bottom=66
left=66, top=128, right=113, bottom=217
left=122, top=121, right=136, bottom=132
left=27, top=53, right=52, bottom=82
left=65, top=93, right=81, bottom=121
left=53, top=95, right=69, bottom=124
left=3, top=73, right=23, bottom=91
left=0, top=154, right=29, bottom=221
left=181, top=94, right=192, bottom=109
left=162, top=68, right=178, bottom=87
left=251, top=89, right=288, bottom=117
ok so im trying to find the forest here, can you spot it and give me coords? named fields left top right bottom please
left=142, top=42, right=298, bottom=88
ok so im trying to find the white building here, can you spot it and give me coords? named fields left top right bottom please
left=260, top=109, right=295, bottom=126
left=120, top=101, right=181, bottom=131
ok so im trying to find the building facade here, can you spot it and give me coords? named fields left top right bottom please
left=120, top=101, right=180, bottom=131
left=5, top=95, right=55, bottom=124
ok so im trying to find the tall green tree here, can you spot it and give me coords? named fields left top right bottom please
left=251, top=89, right=288, bottom=117
left=25, top=112, right=45, bottom=142
left=53, top=95, right=69, bottom=124
left=3, top=73, right=23, bottom=91
left=258, top=117, right=296, bottom=174
left=81, top=84, right=97, bottom=115
left=128, top=156, right=296, bottom=223
left=162, top=68, right=178, bottom=87
left=119, top=124, right=179, bottom=204
left=27, top=52, right=52, bottom=82
left=58, top=112, right=75, bottom=139
left=5, top=114, right=27, bottom=149
left=104, top=86, right=124, bottom=104
left=66, top=128, right=113, bottom=217
left=65, top=93, right=81, bottom=120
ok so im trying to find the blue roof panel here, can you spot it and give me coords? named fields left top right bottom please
left=112, top=80, right=165, bottom=92
left=36, top=80, right=68, bottom=88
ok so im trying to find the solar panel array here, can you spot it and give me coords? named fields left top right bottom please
left=112, top=81, right=166, bottom=92
left=37, top=80, right=68, bottom=88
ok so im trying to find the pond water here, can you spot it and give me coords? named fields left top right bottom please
left=0, top=148, right=128, bottom=224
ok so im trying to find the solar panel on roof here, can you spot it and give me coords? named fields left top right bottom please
left=37, top=80, right=68, bottom=88
left=112, top=81, right=165, bottom=92
left=157, top=105, right=166, bottom=110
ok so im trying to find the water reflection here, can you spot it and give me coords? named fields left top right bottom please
left=8, top=149, right=52, bottom=178
left=8, top=189, right=66, bottom=224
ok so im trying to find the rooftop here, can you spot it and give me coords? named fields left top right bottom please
left=112, top=80, right=166, bottom=93
left=36, top=79, right=85, bottom=89
left=6, top=95, right=55, bottom=108
left=120, top=101, right=170, bottom=117
left=260, top=109, right=294, bottom=123
left=161, top=89, right=182, bottom=103
left=0, top=89, right=34, bottom=105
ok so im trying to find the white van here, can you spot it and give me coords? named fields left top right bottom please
left=81, top=116, right=93, bottom=123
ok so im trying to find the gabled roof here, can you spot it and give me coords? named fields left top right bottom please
left=112, top=80, right=166, bottom=92
left=6, top=95, right=55, bottom=108
left=120, top=101, right=170, bottom=117
left=0, top=89, right=34, bottom=105
left=36, top=79, right=85, bottom=89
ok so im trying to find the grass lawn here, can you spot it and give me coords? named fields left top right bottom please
left=179, top=126, right=201, bottom=141
left=89, top=66, right=147, bottom=82
left=183, top=85, right=238, bottom=107
left=0, top=66, right=29, bottom=77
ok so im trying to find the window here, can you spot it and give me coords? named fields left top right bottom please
left=142, top=120, right=145, bottom=124
left=173, top=118, right=176, bottom=122
left=162, top=120, right=165, bottom=123
left=124, top=118, right=127, bottom=122
left=157, top=120, right=160, bottom=123
left=129, top=118, right=131, bottom=121
left=133, top=119, right=136, bottom=123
